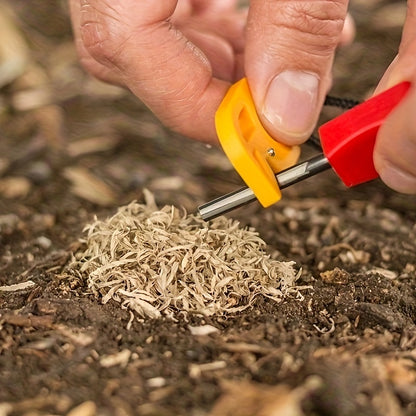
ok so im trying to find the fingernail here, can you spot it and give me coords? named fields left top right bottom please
left=262, top=70, right=319, bottom=138
left=378, top=163, right=416, bottom=194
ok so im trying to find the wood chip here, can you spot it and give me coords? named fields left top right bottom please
left=146, top=377, right=166, bottom=388
left=221, top=342, right=273, bottom=355
left=0, top=394, right=72, bottom=415
left=210, top=378, right=321, bottom=416
left=189, top=361, right=227, bottom=379
left=66, top=401, right=97, bottom=416
left=0, top=214, right=20, bottom=232
left=0, top=158, right=10, bottom=176
left=0, top=403, right=13, bottom=416
left=0, top=2, right=29, bottom=87
left=149, top=176, right=184, bottom=191
left=373, top=2, right=407, bottom=29
left=0, top=176, right=31, bottom=199
left=63, top=166, right=118, bottom=206
left=320, top=267, right=350, bottom=284
left=11, top=87, right=52, bottom=111
left=67, top=136, right=120, bottom=158
left=189, top=325, right=219, bottom=336
left=68, top=193, right=298, bottom=319
left=55, top=325, right=96, bottom=347
left=367, top=267, right=398, bottom=280
left=20, top=337, right=56, bottom=351
left=99, top=349, right=131, bottom=368
left=2, top=314, right=54, bottom=329
left=0, top=280, right=36, bottom=292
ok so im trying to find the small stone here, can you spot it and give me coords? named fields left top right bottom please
left=35, top=236, right=52, bottom=250
left=26, top=161, right=52, bottom=184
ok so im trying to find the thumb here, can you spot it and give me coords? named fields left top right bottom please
left=375, top=0, right=416, bottom=93
left=372, top=2, right=416, bottom=193
left=245, top=0, right=350, bottom=145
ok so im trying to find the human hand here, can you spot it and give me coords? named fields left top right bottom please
left=244, top=0, right=354, bottom=145
left=373, top=0, right=416, bottom=194
left=69, top=0, right=354, bottom=145
left=68, top=0, right=247, bottom=143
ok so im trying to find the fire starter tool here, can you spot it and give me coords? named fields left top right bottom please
left=198, top=78, right=411, bottom=221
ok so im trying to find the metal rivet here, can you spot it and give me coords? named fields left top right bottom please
left=267, top=148, right=275, bottom=157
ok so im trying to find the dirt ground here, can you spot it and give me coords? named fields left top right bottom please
left=1, top=1, right=416, bottom=415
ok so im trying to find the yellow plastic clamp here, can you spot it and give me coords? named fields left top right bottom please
left=215, top=78, right=301, bottom=207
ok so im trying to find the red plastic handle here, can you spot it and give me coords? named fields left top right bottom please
left=319, top=82, right=411, bottom=187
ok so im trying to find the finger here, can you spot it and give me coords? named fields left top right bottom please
left=69, top=0, right=120, bottom=84
left=79, top=0, right=231, bottom=143
left=177, top=10, right=247, bottom=55
left=245, top=0, right=350, bottom=145
left=373, top=0, right=416, bottom=193
left=171, top=0, right=192, bottom=21
left=339, top=12, right=355, bottom=46
left=376, top=0, right=416, bottom=92
left=374, top=81, right=416, bottom=194
left=401, top=0, right=416, bottom=49
left=179, top=27, right=237, bottom=81
left=189, top=0, right=239, bottom=14
left=171, top=0, right=237, bottom=21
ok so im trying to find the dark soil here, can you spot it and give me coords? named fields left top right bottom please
left=1, top=1, right=416, bottom=415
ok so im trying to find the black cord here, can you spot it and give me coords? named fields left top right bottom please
left=307, top=94, right=361, bottom=150
left=324, top=95, right=361, bottom=109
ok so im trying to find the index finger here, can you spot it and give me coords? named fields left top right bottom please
left=76, top=0, right=232, bottom=143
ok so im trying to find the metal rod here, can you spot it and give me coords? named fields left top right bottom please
left=277, top=154, right=330, bottom=188
left=198, top=154, right=331, bottom=221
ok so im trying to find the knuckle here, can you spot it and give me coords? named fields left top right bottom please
left=78, top=52, right=99, bottom=76
left=78, top=54, right=110, bottom=81
left=273, top=1, right=347, bottom=52
left=156, top=85, right=214, bottom=139
left=79, top=2, right=126, bottom=67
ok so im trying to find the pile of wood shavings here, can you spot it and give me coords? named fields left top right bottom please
left=69, top=192, right=299, bottom=319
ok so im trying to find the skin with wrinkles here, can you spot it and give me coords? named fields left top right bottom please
left=69, top=0, right=416, bottom=194
left=245, top=0, right=350, bottom=143
left=374, top=1, right=416, bottom=193
left=70, top=0, right=245, bottom=142
left=68, top=0, right=350, bottom=143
